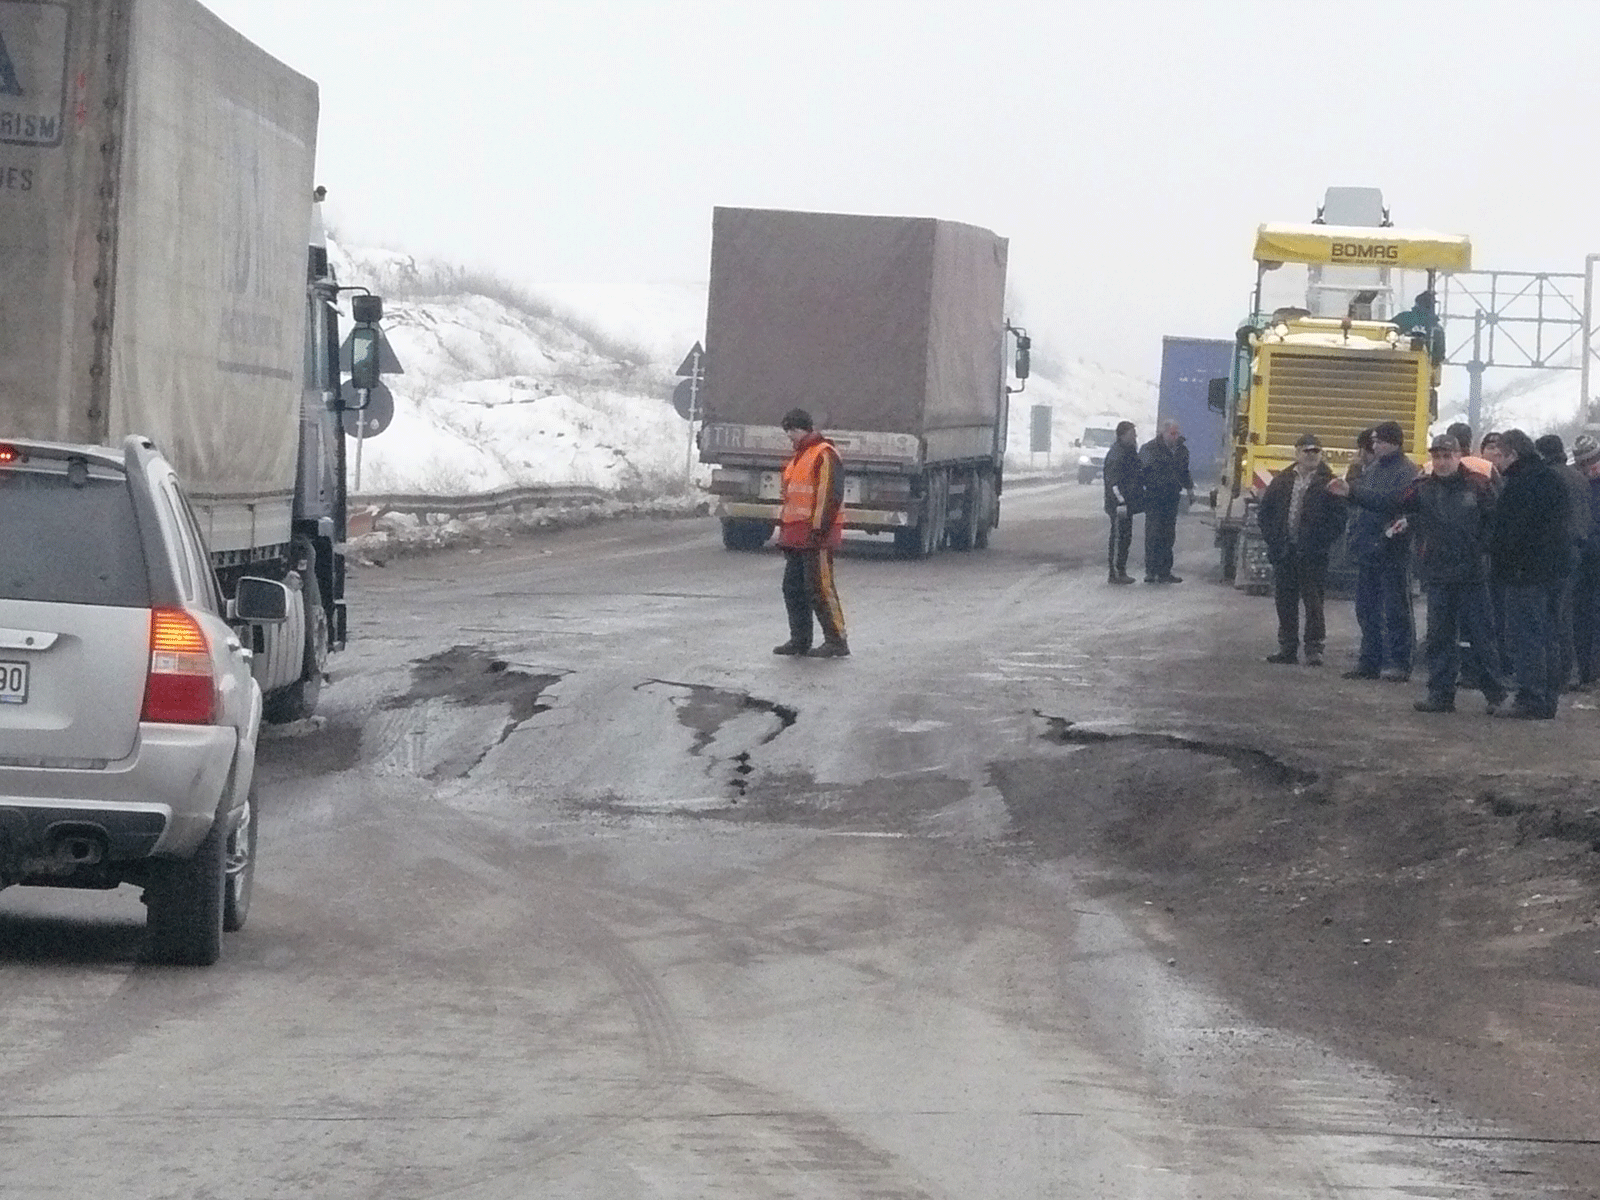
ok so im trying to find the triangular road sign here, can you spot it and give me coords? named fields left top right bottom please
left=676, top=342, right=705, bottom=378
left=338, top=328, right=405, bottom=375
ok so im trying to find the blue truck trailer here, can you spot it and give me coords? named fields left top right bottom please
left=1157, top=336, right=1232, bottom=487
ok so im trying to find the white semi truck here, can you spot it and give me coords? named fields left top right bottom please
left=0, top=0, right=389, bottom=721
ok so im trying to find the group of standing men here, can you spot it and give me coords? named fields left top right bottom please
left=1102, top=420, right=1196, bottom=585
left=1258, top=418, right=1600, bottom=720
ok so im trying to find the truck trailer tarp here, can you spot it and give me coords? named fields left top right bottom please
left=0, top=0, right=317, bottom=527
left=702, top=207, right=1008, bottom=443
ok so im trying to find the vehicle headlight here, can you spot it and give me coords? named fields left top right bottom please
left=1078, top=455, right=1091, bottom=465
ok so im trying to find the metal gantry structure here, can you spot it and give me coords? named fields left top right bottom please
left=1438, top=255, right=1600, bottom=430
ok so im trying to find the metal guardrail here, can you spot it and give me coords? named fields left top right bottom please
left=352, top=484, right=611, bottom=522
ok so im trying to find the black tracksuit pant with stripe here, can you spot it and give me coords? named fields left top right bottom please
left=782, top=548, right=847, bottom=648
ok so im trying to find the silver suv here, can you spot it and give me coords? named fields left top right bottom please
left=0, top=437, right=288, bottom=965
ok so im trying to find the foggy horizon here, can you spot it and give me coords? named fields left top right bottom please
left=203, top=0, right=1600, bottom=383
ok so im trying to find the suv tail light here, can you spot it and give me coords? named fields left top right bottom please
left=141, top=608, right=216, bottom=724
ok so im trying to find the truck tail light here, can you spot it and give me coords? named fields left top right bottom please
left=142, top=608, right=216, bottom=724
left=0, top=443, right=21, bottom=465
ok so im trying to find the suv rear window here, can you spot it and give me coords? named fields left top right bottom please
left=0, top=468, right=151, bottom=606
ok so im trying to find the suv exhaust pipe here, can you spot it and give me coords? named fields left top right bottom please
left=43, top=825, right=108, bottom=868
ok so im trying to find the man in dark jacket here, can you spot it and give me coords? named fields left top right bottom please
left=1489, top=429, right=1572, bottom=717
left=1258, top=433, right=1345, bottom=666
left=1333, top=434, right=1506, bottom=712
left=1138, top=421, right=1193, bottom=584
left=1535, top=433, right=1591, bottom=689
left=1340, top=420, right=1418, bottom=681
left=1102, top=420, right=1142, bottom=584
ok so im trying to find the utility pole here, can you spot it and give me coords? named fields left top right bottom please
left=1583, top=253, right=1598, bottom=424
left=1467, top=310, right=1485, bottom=435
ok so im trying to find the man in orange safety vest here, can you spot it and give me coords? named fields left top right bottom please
left=773, top=407, right=849, bottom=658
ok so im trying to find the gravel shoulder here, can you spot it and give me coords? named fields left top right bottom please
left=1001, top=512, right=1600, bottom=1197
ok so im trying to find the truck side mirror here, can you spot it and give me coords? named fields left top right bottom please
left=1014, top=334, right=1031, bottom=381
left=1207, top=377, right=1228, bottom=414
left=349, top=325, right=382, bottom=391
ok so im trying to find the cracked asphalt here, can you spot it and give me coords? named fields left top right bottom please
left=2, top=481, right=1596, bottom=1197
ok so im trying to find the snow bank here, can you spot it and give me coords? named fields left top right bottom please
left=333, top=242, right=1156, bottom=496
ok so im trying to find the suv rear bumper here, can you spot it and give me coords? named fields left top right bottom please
left=0, top=723, right=238, bottom=859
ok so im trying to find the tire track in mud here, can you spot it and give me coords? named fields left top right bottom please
left=388, top=798, right=953, bottom=1200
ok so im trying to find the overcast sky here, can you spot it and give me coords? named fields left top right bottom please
left=203, top=0, right=1600, bottom=380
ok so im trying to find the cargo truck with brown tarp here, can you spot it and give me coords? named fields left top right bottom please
left=697, top=207, right=1029, bottom=556
left=0, top=0, right=392, bottom=720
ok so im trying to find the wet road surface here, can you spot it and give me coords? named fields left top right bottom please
left=0, top=482, right=1563, bottom=1196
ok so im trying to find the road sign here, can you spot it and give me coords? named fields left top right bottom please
left=676, top=342, right=705, bottom=378
left=339, top=328, right=405, bottom=375
left=340, top=381, right=395, bottom=438
left=1030, top=405, right=1052, bottom=454
left=671, top=378, right=699, bottom=421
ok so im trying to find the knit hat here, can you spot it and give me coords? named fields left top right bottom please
left=1372, top=421, right=1405, bottom=447
left=1574, top=434, right=1600, bottom=469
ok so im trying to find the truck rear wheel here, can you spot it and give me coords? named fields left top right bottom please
left=927, top=470, right=949, bottom=553
left=948, top=469, right=976, bottom=551
left=973, top=472, right=994, bottom=549
left=263, top=543, right=326, bottom=724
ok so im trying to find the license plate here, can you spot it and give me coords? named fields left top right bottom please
left=758, top=472, right=782, bottom=500
left=843, top=477, right=861, bottom=504
left=0, top=660, right=27, bottom=705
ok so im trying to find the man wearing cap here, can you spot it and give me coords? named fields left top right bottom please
left=1102, top=420, right=1142, bottom=584
left=1335, top=420, right=1419, bottom=681
left=1570, top=434, right=1600, bottom=689
left=772, top=408, right=850, bottom=658
left=1257, top=433, right=1346, bottom=666
left=1488, top=429, right=1571, bottom=717
left=1334, top=434, right=1506, bottom=712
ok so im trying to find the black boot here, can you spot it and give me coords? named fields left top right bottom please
left=807, top=639, right=850, bottom=658
left=773, top=641, right=810, bottom=655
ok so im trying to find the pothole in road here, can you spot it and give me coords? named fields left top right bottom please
left=1034, top=711, right=1318, bottom=790
left=383, top=645, right=566, bottom=780
left=638, top=680, right=797, bottom=800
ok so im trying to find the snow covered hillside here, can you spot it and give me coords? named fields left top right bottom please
left=333, top=244, right=1156, bottom=495
left=332, top=245, right=690, bottom=496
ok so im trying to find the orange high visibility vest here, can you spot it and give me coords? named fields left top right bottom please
left=778, top=439, right=845, bottom=549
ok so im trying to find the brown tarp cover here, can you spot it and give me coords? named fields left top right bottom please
left=702, top=207, right=1008, bottom=435
left=0, top=0, right=316, bottom=504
